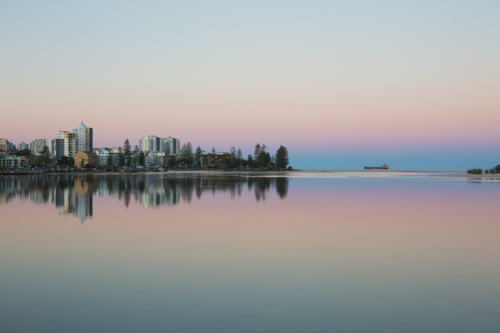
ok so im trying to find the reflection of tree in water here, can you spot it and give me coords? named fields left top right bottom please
left=275, top=177, right=288, bottom=199
left=0, top=174, right=289, bottom=217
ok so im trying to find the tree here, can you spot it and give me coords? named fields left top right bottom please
left=212, top=147, right=216, bottom=154
left=255, top=144, right=268, bottom=167
left=132, top=145, right=140, bottom=166
left=228, top=146, right=236, bottom=167
left=276, top=145, right=289, bottom=169
left=16, top=149, right=31, bottom=156
left=248, top=154, right=253, bottom=167
left=275, top=178, right=289, bottom=199
left=254, top=144, right=261, bottom=161
left=139, top=151, right=145, bottom=167
left=123, top=139, right=132, bottom=166
left=118, top=148, right=125, bottom=167
left=80, top=158, right=86, bottom=169
left=59, top=156, right=73, bottom=167
left=106, top=154, right=114, bottom=167
left=168, top=154, right=177, bottom=167
left=186, top=142, right=194, bottom=165
left=41, top=145, right=51, bottom=166
left=258, top=151, right=270, bottom=167
left=180, top=142, right=194, bottom=166
left=195, top=146, right=202, bottom=168
left=237, top=148, right=242, bottom=166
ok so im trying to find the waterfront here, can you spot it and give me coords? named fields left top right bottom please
left=1, top=173, right=499, bottom=332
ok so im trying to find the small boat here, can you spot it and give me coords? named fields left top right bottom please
left=364, top=164, right=389, bottom=170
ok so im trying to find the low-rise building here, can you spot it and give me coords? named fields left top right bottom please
left=0, top=155, right=26, bottom=169
left=96, top=149, right=119, bottom=167
left=200, top=152, right=232, bottom=168
left=74, top=151, right=98, bottom=168
left=146, top=152, right=167, bottom=167
left=19, top=155, right=43, bottom=166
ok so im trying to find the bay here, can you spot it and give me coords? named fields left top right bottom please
left=1, top=172, right=499, bottom=333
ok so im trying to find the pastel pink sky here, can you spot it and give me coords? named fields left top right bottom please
left=1, top=1, right=499, bottom=168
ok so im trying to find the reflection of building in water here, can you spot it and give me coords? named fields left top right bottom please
left=74, top=178, right=93, bottom=222
left=56, top=185, right=76, bottom=215
left=139, top=178, right=180, bottom=208
left=55, top=177, right=93, bottom=223
left=1, top=174, right=288, bottom=221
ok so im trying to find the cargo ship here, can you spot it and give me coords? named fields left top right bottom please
left=364, top=164, right=389, bottom=170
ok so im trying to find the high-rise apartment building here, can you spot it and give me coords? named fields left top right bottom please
left=0, top=139, right=14, bottom=152
left=30, top=139, right=57, bottom=155
left=161, top=137, right=180, bottom=155
left=140, top=135, right=180, bottom=154
left=57, top=131, right=78, bottom=157
left=139, top=136, right=161, bottom=153
left=73, top=122, right=93, bottom=153
left=17, top=142, right=29, bottom=151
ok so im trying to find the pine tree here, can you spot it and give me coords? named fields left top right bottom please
left=132, top=145, right=140, bottom=166
left=139, top=151, right=145, bottom=166
left=195, top=146, right=202, bottom=167
left=180, top=142, right=194, bottom=166
left=248, top=154, right=253, bottom=167
left=212, top=147, right=216, bottom=154
left=237, top=148, right=242, bottom=166
left=186, top=142, right=193, bottom=165
left=229, top=147, right=236, bottom=167
left=254, top=143, right=261, bottom=162
left=118, top=148, right=125, bottom=167
left=41, top=145, right=51, bottom=166
left=106, top=154, right=113, bottom=167
left=275, top=145, right=289, bottom=169
left=123, top=139, right=132, bottom=166
left=168, top=154, right=177, bottom=167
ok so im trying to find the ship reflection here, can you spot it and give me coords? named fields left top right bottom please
left=0, top=174, right=289, bottom=222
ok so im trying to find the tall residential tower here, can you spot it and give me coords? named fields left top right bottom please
left=139, top=135, right=180, bottom=154
left=73, top=122, right=93, bottom=153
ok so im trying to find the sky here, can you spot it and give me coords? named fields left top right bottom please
left=1, top=0, right=499, bottom=169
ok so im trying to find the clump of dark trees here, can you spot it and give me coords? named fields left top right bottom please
left=467, top=165, right=500, bottom=175
left=172, top=142, right=290, bottom=170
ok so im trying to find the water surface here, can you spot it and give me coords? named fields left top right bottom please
left=1, top=173, right=499, bottom=332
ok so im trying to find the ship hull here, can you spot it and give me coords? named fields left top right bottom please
left=364, top=166, right=389, bottom=170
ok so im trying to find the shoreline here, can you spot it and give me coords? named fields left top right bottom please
left=3, top=169, right=500, bottom=179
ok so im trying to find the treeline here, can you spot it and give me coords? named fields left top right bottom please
left=175, top=142, right=290, bottom=170
left=467, top=165, right=500, bottom=175
left=14, top=139, right=290, bottom=171
left=99, top=140, right=290, bottom=170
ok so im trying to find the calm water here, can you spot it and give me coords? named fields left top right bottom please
left=1, top=172, right=499, bottom=333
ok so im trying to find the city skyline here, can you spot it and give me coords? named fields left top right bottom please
left=1, top=1, right=499, bottom=169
